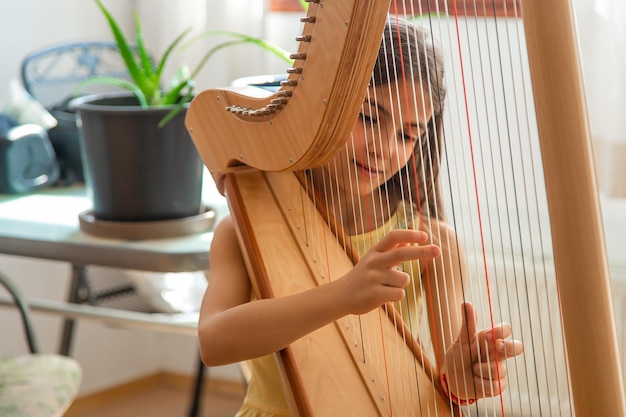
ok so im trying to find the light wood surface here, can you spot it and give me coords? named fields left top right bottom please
left=186, top=0, right=391, bottom=187
left=223, top=169, right=457, bottom=416
left=522, top=0, right=626, bottom=414
left=65, top=373, right=245, bottom=417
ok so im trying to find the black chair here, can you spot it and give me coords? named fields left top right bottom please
left=0, top=271, right=40, bottom=354
left=20, top=41, right=208, bottom=417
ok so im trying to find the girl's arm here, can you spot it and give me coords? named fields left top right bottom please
left=198, top=215, right=441, bottom=366
left=422, top=220, right=466, bottom=369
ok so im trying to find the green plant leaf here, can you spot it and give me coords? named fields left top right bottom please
left=188, top=30, right=294, bottom=64
left=183, top=31, right=293, bottom=80
left=190, top=39, right=249, bottom=81
left=95, top=0, right=152, bottom=96
left=133, top=10, right=156, bottom=86
left=92, top=0, right=296, bottom=127
left=162, top=80, right=191, bottom=106
left=298, top=0, right=309, bottom=12
left=158, top=83, right=195, bottom=128
left=162, top=66, right=192, bottom=105
left=154, top=27, right=194, bottom=89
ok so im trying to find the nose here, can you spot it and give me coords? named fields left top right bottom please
left=366, top=123, right=396, bottom=161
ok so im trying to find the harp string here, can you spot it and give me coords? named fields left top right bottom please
left=388, top=17, right=438, bottom=413
left=446, top=1, right=573, bottom=415
left=368, top=7, right=455, bottom=413
left=440, top=4, right=515, bottom=416
left=407, top=3, right=482, bottom=413
left=418, top=6, right=472, bottom=413
left=481, top=3, right=541, bottom=411
left=396, top=6, right=479, bottom=412
left=481, top=2, right=571, bottom=413
left=484, top=1, right=546, bottom=412
left=382, top=7, right=456, bottom=413
left=388, top=18, right=434, bottom=407
left=476, top=4, right=524, bottom=415
left=319, top=8, right=434, bottom=412
left=458, top=2, right=537, bottom=414
left=379, top=11, right=424, bottom=413
left=415, top=3, right=483, bottom=412
left=357, top=83, right=399, bottom=413
left=455, top=2, right=515, bottom=414
left=392, top=8, right=458, bottom=413
left=432, top=2, right=516, bottom=408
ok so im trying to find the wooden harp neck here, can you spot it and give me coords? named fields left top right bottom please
left=185, top=0, right=391, bottom=192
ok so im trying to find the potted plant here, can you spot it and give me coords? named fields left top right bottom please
left=72, top=0, right=292, bottom=224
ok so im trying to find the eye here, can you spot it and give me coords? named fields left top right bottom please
left=401, top=128, right=428, bottom=144
left=358, top=113, right=377, bottom=124
left=398, top=130, right=419, bottom=143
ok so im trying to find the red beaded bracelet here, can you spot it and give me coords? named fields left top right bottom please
left=440, top=372, right=478, bottom=406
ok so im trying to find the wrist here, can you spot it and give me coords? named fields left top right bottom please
left=440, top=372, right=477, bottom=406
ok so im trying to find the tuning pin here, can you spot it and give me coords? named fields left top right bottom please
left=295, top=35, right=312, bottom=42
left=271, top=98, right=288, bottom=106
left=281, top=79, right=298, bottom=87
left=289, top=52, right=307, bottom=60
left=300, top=16, right=316, bottom=23
left=276, top=90, right=293, bottom=97
left=287, top=67, right=303, bottom=74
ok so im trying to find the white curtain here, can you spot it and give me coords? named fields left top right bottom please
left=575, top=0, right=626, bottom=197
left=135, top=0, right=292, bottom=90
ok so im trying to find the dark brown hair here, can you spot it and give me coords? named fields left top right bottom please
left=372, top=17, right=447, bottom=221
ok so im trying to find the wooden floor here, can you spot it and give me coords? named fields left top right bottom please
left=65, top=373, right=246, bottom=417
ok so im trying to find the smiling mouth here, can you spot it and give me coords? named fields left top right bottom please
left=355, top=161, right=381, bottom=177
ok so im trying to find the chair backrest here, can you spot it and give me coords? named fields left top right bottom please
left=21, top=40, right=138, bottom=111
left=0, top=272, right=38, bottom=353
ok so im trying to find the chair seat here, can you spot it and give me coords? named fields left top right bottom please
left=0, top=354, right=81, bottom=417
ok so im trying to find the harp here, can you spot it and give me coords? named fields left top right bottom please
left=186, top=0, right=626, bottom=416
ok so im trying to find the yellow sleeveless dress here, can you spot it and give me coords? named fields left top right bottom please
left=236, top=204, right=425, bottom=417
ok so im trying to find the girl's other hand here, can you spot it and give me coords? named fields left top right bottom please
left=442, top=301, right=524, bottom=401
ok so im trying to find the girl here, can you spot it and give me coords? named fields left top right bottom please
left=198, top=17, right=523, bottom=416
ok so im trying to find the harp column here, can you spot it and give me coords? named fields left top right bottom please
left=521, top=0, right=626, bottom=416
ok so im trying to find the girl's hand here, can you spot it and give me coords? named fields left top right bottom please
left=442, top=301, right=524, bottom=402
left=340, top=229, right=440, bottom=315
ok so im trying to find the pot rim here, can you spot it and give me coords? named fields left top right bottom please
left=69, top=92, right=190, bottom=114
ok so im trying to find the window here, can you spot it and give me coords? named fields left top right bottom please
left=270, top=0, right=521, bottom=17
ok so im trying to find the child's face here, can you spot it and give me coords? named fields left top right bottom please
left=314, top=81, right=433, bottom=200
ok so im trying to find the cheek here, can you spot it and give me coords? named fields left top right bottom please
left=347, top=126, right=366, bottom=154
left=325, top=147, right=352, bottom=177
left=391, top=142, right=416, bottom=172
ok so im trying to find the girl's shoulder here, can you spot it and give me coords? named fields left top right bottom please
left=210, top=215, right=246, bottom=264
left=213, top=214, right=239, bottom=241
left=396, top=202, right=458, bottom=247
left=419, top=217, right=457, bottom=245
